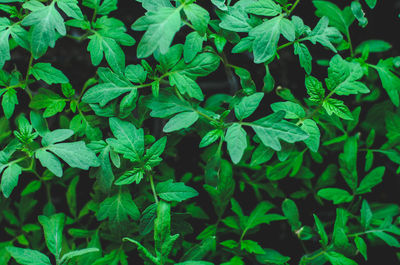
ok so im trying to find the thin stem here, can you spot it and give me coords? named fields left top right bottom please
left=346, top=31, right=354, bottom=58
left=287, top=0, right=301, bottom=16
left=149, top=173, right=159, bottom=204
left=23, top=54, right=34, bottom=99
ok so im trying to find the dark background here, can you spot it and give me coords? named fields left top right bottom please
left=4, top=0, right=400, bottom=264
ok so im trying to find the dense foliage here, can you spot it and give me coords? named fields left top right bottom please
left=0, top=0, right=399, bottom=264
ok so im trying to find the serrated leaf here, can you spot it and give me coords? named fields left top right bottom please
left=313, top=1, right=354, bottom=35
left=323, top=98, right=353, bottom=120
left=240, top=240, right=265, bottom=254
left=305, top=76, right=325, bottom=103
left=97, top=191, right=140, bottom=225
left=106, top=118, right=144, bottom=162
left=245, top=0, right=281, bottom=16
left=326, top=54, right=369, bottom=95
left=250, top=111, right=309, bottom=151
left=132, top=7, right=182, bottom=58
left=22, top=2, right=66, bottom=58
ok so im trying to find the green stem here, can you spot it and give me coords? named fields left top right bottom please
left=23, top=54, right=34, bottom=99
left=346, top=31, right=354, bottom=58
left=149, top=174, right=159, bottom=204
left=287, top=0, right=301, bottom=16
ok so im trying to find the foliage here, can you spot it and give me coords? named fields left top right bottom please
left=0, top=0, right=399, bottom=264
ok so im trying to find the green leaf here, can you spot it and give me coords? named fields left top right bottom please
left=199, top=129, right=223, bottom=148
left=356, top=40, right=391, bottom=54
left=139, top=203, right=157, bottom=235
left=29, top=88, right=67, bottom=118
left=184, top=3, right=210, bottom=36
left=234, top=67, right=256, bottom=93
left=351, top=1, right=368, bottom=28
left=245, top=0, right=282, bottom=16
left=47, top=141, right=100, bottom=170
left=154, top=200, right=179, bottom=261
left=124, top=64, right=147, bottom=84
left=249, top=16, right=281, bottom=63
left=313, top=214, right=328, bottom=247
left=305, top=76, right=325, bottom=103
left=339, top=136, right=358, bottom=191
left=294, top=42, right=312, bottom=74
left=354, top=236, right=368, bottom=260
left=317, top=188, right=353, bottom=204
left=225, top=123, right=247, bottom=164
left=163, top=111, right=199, bottom=133
left=234, top=93, right=264, bottom=120
left=156, top=179, right=199, bottom=202
left=282, top=199, right=301, bottom=231
left=300, top=119, right=320, bottom=152
left=22, top=2, right=66, bottom=58
left=82, top=83, right=134, bottom=107
left=106, top=118, right=144, bottom=162
left=306, top=16, right=341, bottom=53
left=365, top=0, right=377, bottom=9
left=250, top=111, right=309, bottom=151
left=240, top=240, right=265, bottom=255
left=356, top=166, right=385, bottom=194
left=326, top=55, right=369, bottom=95
left=30, top=63, right=68, bottom=85
left=97, top=191, right=140, bottom=225
left=256, top=248, right=290, bottom=265
left=246, top=201, right=275, bottom=230
left=172, top=52, right=220, bottom=78
left=270, top=101, right=305, bottom=119
left=184, top=31, right=204, bottom=63
left=1, top=163, right=21, bottom=198
left=132, top=7, right=182, bottom=58
left=360, top=200, right=372, bottom=229
left=169, top=72, right=204, bottom=101
left=372, top=231, right=400, bottom=247
left=217, top=7, right=252, bottom=33
left=176, top=261, right=214, bottom=265
left=59, top=248, right=100, bottom=264
left=2, top=88, right=18, bottom=119
left=0, top=21, right=11, bottom=68
left=35, top=149, right=63, bottom=177
left=57, top=0, right=83, bottom=20
left=313, top=0, right=354, bottom=35
left=6, top=247, right=51, bottom=265
left=323, top=98, right=353, bottom=120
left=250, top=145, right=274, bottom=166
left=38, top=213, right=65, bottom=258
left=374, top=59, right=400, bottom=107
left=324, top=251, right=358, bottom=265
left=42, top=129, right=74, bottom=146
